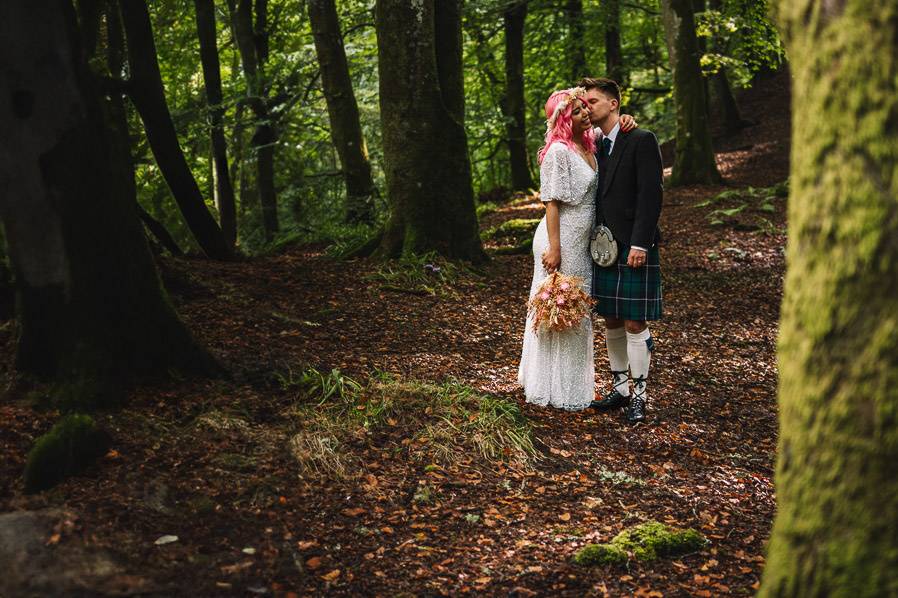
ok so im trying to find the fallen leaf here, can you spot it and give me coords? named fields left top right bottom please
left=321, top=569, right=341, bottom=582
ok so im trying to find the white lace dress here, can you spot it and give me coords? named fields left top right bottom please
left=517, top=142, right=597, bottom=411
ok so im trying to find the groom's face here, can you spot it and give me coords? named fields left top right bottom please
left=584, top=89, right=618, bottom=126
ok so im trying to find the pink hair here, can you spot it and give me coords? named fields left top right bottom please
left=537, top=89, right=596, bottom=164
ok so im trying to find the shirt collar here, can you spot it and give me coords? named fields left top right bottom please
left=603, top=121, right=621, bottom=144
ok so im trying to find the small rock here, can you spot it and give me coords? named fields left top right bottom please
left=154, top=535, right=179, bottom=545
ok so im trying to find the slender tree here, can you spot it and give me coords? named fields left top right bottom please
left=308, top=0, right=377, bottom=224
left=565, top=0, right=587, bottom=80
left=503, top=0, right=534, bottom=191
left=661, top=0, right=721, bottom=184
left=228, top=0, right=279, bottom=240
left=604, top=0, right=625, bottom=85
left=195, top=0, right=238, bottom=247
left=119, top=0, right=234, bottom=259
left=0, top=0, right=217, bottom=400
left=760, top=1, right=898, bottom=594
left=375, top=0, right=485, bottom=261
left=707, top=0, right=748, bottom=134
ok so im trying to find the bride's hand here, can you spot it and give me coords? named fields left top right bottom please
left=541, top=245, right=561, bottom=273
left=620, top=114, right=638, bottom=132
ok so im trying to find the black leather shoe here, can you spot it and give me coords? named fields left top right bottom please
left=626, top=395, right=646, bottom=423
left=590, top=389, right=630, bottom=410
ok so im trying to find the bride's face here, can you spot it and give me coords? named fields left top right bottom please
left=570, top=99, right=591, bottom=135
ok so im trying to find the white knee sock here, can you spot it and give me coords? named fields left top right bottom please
left=606, top=326, right=630, bottom=396
left=627, top=328, right=653, bottom=400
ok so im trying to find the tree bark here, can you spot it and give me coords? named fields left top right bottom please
left=565, top=0, right=587, bottom=80
left=604, top=0, right=625, bottom=85
left=661, top=0, right=721, bottom=185
left=308, top=0, right=376, bottom=224
left=503, top=0, right=534, bottom=191
left=760, top=1, right=898, bottom=594
left=375, top=0, right=485, bottom=262
left=118, top=0, right=233, bottom=259
left=0, top=0, right=217, bottom=398
left=195, top=0, right=237, bottom=248
left=229, top=0, right=279, bottom=240
left=707, top=0, right=747, bottom=134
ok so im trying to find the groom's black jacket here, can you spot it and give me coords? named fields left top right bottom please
left=595, top=127, right=663, bottom=249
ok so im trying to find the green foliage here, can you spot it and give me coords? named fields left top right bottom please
left=574, top=520, right=706, bottom=566
left=696, top=180, right=788, bottom=228
left=365, top=252, right=465, bottom=297
left=697, top=0, right=785, bottom=86
left=115, top=0, right=783, bottom=256
left=24, top=414, right=111, bottom=493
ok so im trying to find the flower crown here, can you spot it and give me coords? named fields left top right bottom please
left=546, top=86, right=587, bottom=134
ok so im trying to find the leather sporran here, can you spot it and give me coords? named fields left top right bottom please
left=589, top=224, right=618, bottom=267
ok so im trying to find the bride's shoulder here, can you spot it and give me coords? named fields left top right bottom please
left=543, top=142, right=572, bottom=163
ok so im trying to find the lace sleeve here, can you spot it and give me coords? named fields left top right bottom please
left=539, top=143, right=574, bottom=203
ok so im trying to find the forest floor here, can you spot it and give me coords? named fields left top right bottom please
left=0, top=71, right=791, bottom=597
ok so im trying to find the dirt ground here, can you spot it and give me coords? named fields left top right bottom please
left=0, top=70, right=791, bottom=596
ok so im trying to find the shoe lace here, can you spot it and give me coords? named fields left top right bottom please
left=631, top=375, right=647, bottom=408
left=611, top=369, right=629, bottom=394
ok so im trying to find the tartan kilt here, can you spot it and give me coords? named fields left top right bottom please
left=592, top=243, right=663, bottom=321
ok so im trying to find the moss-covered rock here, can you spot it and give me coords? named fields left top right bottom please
left=574, top=520, right=706, bottom=567
left=23, top=414, right=111, bottom=493
left=613, top=520, right=706, bottom=561
left=482, top=218, right=540, bottom=242
left=573, top=542, right=628, bottom=566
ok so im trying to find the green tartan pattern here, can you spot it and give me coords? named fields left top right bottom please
left=592, top=244, right=663, bottom=321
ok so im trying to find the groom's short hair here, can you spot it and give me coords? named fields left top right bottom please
left=578, top=77, right=621, bottom=105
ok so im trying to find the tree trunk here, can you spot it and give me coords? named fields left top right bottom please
left=195, top=0, right=237, bottom=248
left=308, top=0, right=376, bottom=224
left=0, top=0, right=218, bottom=401
left=707, top=0, right=747, bottom=135
left=375, top=0, right=485, bottom=262
left=229, top=0, right=279, bottom=240
left=119, top=0, right=233, bottom=259
left=503, top=0, right=534, bottom=192
left=759, top=1, right=898, bottom=594
left=604, top=0, right=625, bottom=85
left=661, top=0, right=721, bottom=185
left=566, top=0, right=586, bottom=80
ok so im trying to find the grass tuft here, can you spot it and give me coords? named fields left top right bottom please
left=285, top=370, right=537, bottom=479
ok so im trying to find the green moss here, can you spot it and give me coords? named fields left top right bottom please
left=482, top=218, right=540, bottom=241
left=573, top=543, right=628, bottom=566
left=574, top=520, right=706, bottom=567
left=613, top=521, right=706, bottom=560
left=23, top=414, right=111, bottom=493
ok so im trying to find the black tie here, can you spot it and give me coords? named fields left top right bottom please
left=602, top=137, right=613, bottom=158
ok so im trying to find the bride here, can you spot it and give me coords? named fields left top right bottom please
left=517, top=87, right=633, bottom=411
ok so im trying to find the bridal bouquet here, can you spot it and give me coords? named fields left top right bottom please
left=527, top=272, right=595, bottom=333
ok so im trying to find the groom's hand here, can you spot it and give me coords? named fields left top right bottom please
left=627, top=247, right=647, bottom=268
left=620, top=114, right=638, bottom=132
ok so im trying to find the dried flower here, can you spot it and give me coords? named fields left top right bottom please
left=527, top=272, right=595, bottom=334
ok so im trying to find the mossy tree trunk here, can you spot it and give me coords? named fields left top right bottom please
left=604, top=0, right=625, bottom=86
left=228, top=0, right=279, bottom=241
left=119, top=0, right=234, bottom=259
left=760, top=1, right=898, bottom=595
left=308, top=0, right=377, bottom=225
left=375, top=0, right=486, bottom=262
left=0, top=0, right=218, bottom=398
left=661, top=0, right=721, bottom=185
left=504, top=0, right=534, bottom=192
left=707, top=0, right=747, bottom=134
left=195, top=0, right=238, bottom=248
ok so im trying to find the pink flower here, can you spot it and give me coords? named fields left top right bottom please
left=556, top=297, right=565, bottom=305
left=539, top=292, right=550, bottom=300
left=560, top=282, right=570, bottom=290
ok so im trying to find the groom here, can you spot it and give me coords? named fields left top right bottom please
left=580, top=77, right=663, bottom=424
